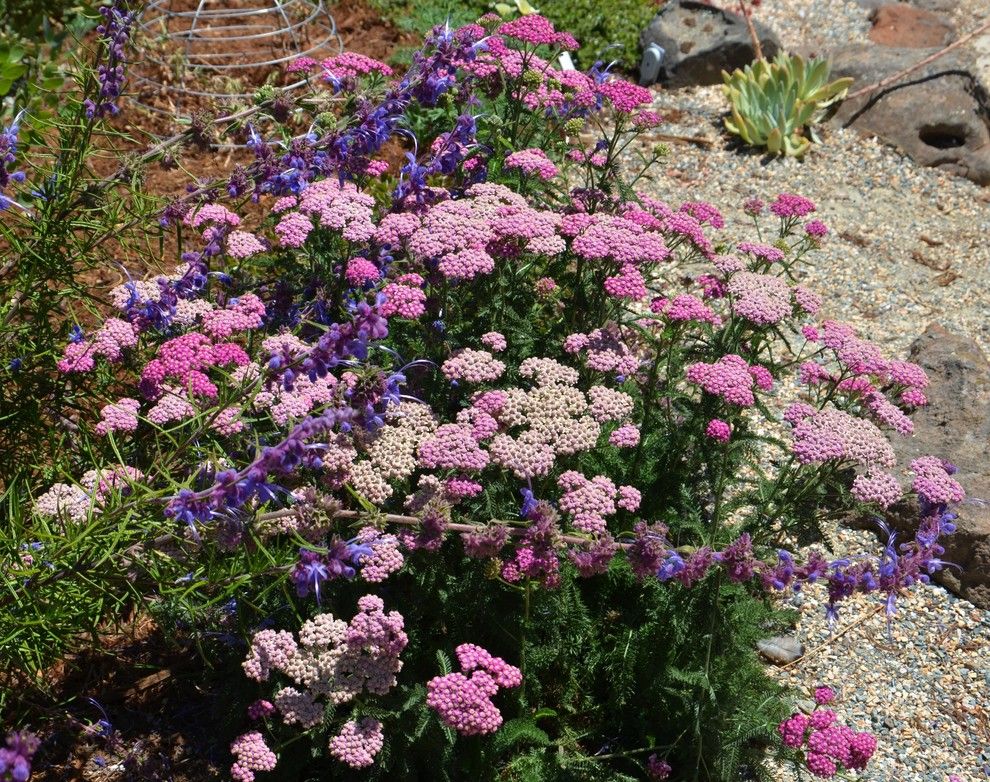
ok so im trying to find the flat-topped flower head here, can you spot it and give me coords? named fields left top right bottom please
left=505, top=148, right=558, bottom=181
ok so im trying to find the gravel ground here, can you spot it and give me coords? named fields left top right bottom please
left=769, top=531, right=990, bottom=782
left=626, top=9, right=990, bottom=777
left=756, top=0, right=871, bottom=51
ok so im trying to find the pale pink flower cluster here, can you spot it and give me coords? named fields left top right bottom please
left=564, top=329, right=639, bottom=375
left=792, top=285, right=822, bottom=315
left=184, top=203, right=240, bottom=231
left=865, top=390, right=914, bottom=436
left=374, top=211, right=421, bottom=246
left=790, top=407, right=896, bottom=468
left=350, top=404, right=436, bottom=502
left=227, top=230, right=266, bottom=259
left=329, top=718, right=384, bottom=768
left=201, top=293, right=265, bottom=340
left=728, top=272, right=792, bottom=325
left=481, top=331, right=507, bottom=352
left=243, top=629, right=298, bottom=682
left=355, top=526, right=405, bottom=582
left=505, top=148, right=558, bottom=180
left=299, top=178, right=377, bottom=242
left=95, top=397, right=140, bottom=436
left=230, top=731, right=277, bottom=782
left=273, top=686, right=323, bottom=727
left=235, top=361, right=338, bottom=426
left=243, top=596, right=408, bottom=726
left=851, top=469, right=902, bottom=508
left=33, top=466, right=143, bottom=523
left=145, top=386, right=197, bottom=426
left=491, top=203, right=565, bottom=256
left=414, top=352, right=621, bottom=483
left=736, top=241, right=785, bottom=263
left=442, top=349, right=506, bottom=383
left=174, top=298, right=216, bottom=326
left=587, top=386, right=634, bottom=423
left=397, top=183, right=563, bottom=280
left=418, top=423, right=491, bottom=472
left=557, top=471, right=641, bottom=534
left=438, top=248, right=494, bottom=280
left=804, top=320, right=889, bottom=376
left=426, top=643, right=521, bottom=736
left=34, top=482, right=95, bottom=522
left=57, top=318, right=139, bottom=373
left=609, top=423, right=640, bottom=448
left=275, top=211, right=312, bottom=248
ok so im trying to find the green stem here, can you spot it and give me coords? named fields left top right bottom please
left=520, top=577, right=532, bottom=704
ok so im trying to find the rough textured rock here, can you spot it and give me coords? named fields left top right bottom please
left=889, top=324, right=990, bottom=609
left=868, top=3, right=955, bottom=47
left=639, top=0, right=780, bottom=87
left=828, top=44, right=990, bottom=186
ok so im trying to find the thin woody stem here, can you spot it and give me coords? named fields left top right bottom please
left=257, top=507, right=625, bottom=549
left=845, top=17, right=990, bottom=101
left=739, top=0, right=765, bottom=62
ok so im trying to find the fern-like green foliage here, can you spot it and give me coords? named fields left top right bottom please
left=722, top=54, right=853, bottom=157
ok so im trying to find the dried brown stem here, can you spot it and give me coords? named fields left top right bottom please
left=845, top=18, right=990, bottom=101
left=739, top=0, right=765, bottom=62
left=257, top=507, right=628, bottom=549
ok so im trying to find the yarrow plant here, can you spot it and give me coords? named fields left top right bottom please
left=0, top=8, right=963, bottom=781
left=778, top=687, right=877, bottom=777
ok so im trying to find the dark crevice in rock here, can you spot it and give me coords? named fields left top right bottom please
left=919, top=124, right=967, bottom=149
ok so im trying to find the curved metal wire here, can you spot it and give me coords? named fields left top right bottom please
left=130, top=0, right=343, bottom=120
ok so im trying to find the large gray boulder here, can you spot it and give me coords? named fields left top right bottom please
left=829, top=44, right=990, bottom=186
left=886, top=324, right=990, bottom=608
left=639, top=0, right=780, bottom=88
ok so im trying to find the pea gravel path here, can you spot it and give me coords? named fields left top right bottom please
left=626, top=4, right=990, bottom=777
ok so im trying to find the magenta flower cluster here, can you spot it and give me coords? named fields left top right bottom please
left=426, top=643, right=522, bottom=735
left=778, top=694, right=877, bottom=778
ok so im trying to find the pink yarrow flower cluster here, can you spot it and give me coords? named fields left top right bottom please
left=329, top=718, right=384, bottom=769
left=498, top=14, right=574, bottom=48
left=321, top=52, right=393, bottom=80
left=58, top=318, right=139, bottom=373
left=427, top=643, right=522, bottom=735
left=230, top=731, right=277, bottom=782
left=778, top=703, right=877, bottom=778
left=686, top=354, right=770, bottom=407
left=557, top=470, right=640, bottom=534
left=910, top=457, right=964, bottom=505
left=95, top=397, right=140, bottom=436
left=505, top=148, right=558, bottom=181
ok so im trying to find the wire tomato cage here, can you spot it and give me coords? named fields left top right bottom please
left=130, top=0, right=343, bottom=129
